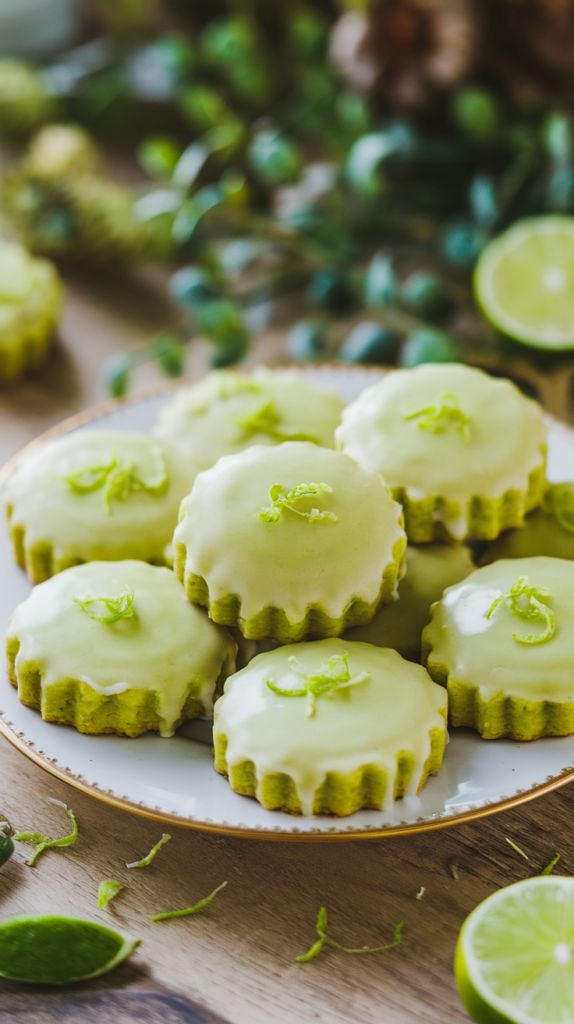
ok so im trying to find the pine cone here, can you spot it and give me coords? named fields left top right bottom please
left=330, top=0, right=477, bottom=106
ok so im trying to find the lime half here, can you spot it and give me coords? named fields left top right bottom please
left=0, top=915, right=140, bottom=984
left=456, top=877, right=574, bottom=1024
left=474, top=216, right=574, bottom=349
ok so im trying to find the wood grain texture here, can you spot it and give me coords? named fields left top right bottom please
left=1, top=273, right=574, bottom=1024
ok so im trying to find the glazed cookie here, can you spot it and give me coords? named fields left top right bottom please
left=213, top=639, right=447, bottom=816
left=336, top=364, right=547, bottom=543
left=154, top=367, right=344, bottom=469
left=6, top=560, right=236, bottom=737
left=481, top=483, right=574, bottom=564
left=0, top=241, right=63, bottom=381
left=174, top=442, right=406, bottom=643
left=422, top=555, right=574, bottom=740
left=344, top=544, right=474, bottom=661
left=5, top=430, right=198, bottom=583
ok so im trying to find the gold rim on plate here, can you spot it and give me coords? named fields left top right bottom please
left=1, top=367, right=572, bottom=841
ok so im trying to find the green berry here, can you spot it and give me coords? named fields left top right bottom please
left=452, top=88, right=500, bottom=141
left=288, top=321, right=325, bottom=362
left=400, top=271, right=451, bottom=322
left=248, top=130, right=302, bottom=186
left=339, top=323, right=397, bottom=364
left=169, top=267, right=215, bottom=310
left=400, top=329, right=458, bottom=368
left=441, top=220, right=484, bottom=267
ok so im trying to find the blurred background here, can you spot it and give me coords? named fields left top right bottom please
left=2, top=0, right=574, bottom=435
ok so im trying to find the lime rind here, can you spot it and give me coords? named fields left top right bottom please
left=0, top=914, right=140, bottom=985
left=474, top=215, right=574, bottom=350
left=456, top=876, right=574, bottom=1024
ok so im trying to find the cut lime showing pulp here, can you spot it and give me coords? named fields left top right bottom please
left=455, top=877, right=574, bottom=1024
left=0, top=915, right=140, bottom=984
left=474, top=215, right=574, bottom=350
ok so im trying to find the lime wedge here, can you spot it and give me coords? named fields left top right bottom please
left=474, top=215, right=574, bottom=349
left=0, top=915, right=140, bottom=984
left=455, top=877, right=574, bottom=1024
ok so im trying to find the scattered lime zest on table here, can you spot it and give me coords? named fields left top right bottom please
left=151, top=881, right=227, bottom=922
left=405, top=392, right=471, bottom=441
left=267, top=651, right=370, bottom=719
left=73, top=586, right=135, bottom=625
left=0, top=915, right=140, bottom=985
left=415, top=887, right=425, bottom=900
left=474, top=215, right=574, bottom=350
left=541, top=854, right=560, bottom=876
left=455, top=876, right=574, bottom=1024
left=487, top=576, right=555, bottom=645
left=259, top=482, right=338, bottom=524
left=296, top=907, right=403, bottom=963
left=13, top=799, right=78, bottom=867
left=98, top=880, right=124, bottom=908
left=127, top=833, right=171, bottom=869
left=0, top=820, right=14, bottom=868
left=505, top=837, right=529, bottom=860
left=236, top=399, right=316, bottom=443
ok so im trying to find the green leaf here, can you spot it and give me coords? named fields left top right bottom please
left=151, top=881, right=227, bottom=922
left=73, top=586, right=135, bottom=625
left=171, top=142, right=211, bottom=190
left=98, top=880, right=123, bottom=908
left=127, top=833, right=171, bottom=869
left=152, top=332, right=186, bottom=378
left=14, top=800, right=78, bottom=868
left=172, top=185, right=225, bottom=244
left=137, top=136, right=182, bottom=180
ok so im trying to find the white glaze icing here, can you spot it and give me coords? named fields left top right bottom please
left=424, top=556, right=574, bottom=704
left=5, top=430, right=199, bottom=566
left=174, top=442, right=406, bottom=623
left=153, top=367, right=344, bottom=469
left=214, top=639, right=447, bottom=815
left=7, top=560, right=237, bottom=736
left=344, top=544, right=474, bottom=659
left=335, top=364, right=547, bottom=510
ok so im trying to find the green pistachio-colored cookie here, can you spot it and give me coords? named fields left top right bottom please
left=5, top=430, right=198, bottom=583
left=0, top=241, right=63, bottom=381
left=6, top=560, right=236, bottom=737
left=422, top=555, right=574, bottom=740
left=481, top=483, right=574, bottom=564
left=213, top=639, right=447, bottom=816
left=336, top=364, right=547, bottom=543
left=344, top=544, right=475, bottom=661
left=174, top=442, right=406, bottom=643
left=154, top=367, right=344, bottom=469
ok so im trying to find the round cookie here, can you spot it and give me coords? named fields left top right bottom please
left=344, top=544, right=475, bottom=661
left=174, top=441, right=406, bottom=643
left=481, top=483, right=574, bottom=564
left=154, top=367, right=344, bottom=469
left=213, top=639, right=448, bottom=816
left=5, top=429, right=198, bottom=583
left=423, top=555, right=574, bottom=740
left=335, top=364, right=547, bottom=543
left=6, top=560, right=236, bottom=738
left=0, top=240, right=63, bottom=382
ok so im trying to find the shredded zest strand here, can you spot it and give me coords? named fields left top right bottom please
left=405, top=392, right=471, bottom=440
left=13, top=799, right=78, bottom=867
left=486, top=576, right=555, bottom=645
left=73, top=586, right=135, bottom=624
left=236, top=399, right=317, bottom=444
left=296, top=907, right=403, bottom=962
left=267, top=652, right=369, bottom=717
left=64, top=447, right=169, bottom=514
left=259, top=482, right=337, bottom=524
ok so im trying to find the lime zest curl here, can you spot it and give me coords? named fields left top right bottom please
left=267, top=651, right=369, bottom=718
left=14, top=799, right=78, bottom=868
left=405, top=392, right=471, bottom=440
left=259, top=482, right=337, bottom=524
left=64, top=446, right=169, bottom=514
left=540, top=854, right=560, bottom=876
left=151, top=881, right=227, bottom=921
left=506, top=837, right=529, bottom=860
left=236, top=399, right=317, bottom=444
left=486, top=575, right=555, bottom=645
left=98, top=880, right=123, bottom=908
left=296, top=907, right=403, bottom=963
left=73, top=586, right=135, bottom=625
left=126, top=833, right=171, bottom=869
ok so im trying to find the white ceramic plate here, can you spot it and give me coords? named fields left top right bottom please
left=2, top=365, right=574, bottom=841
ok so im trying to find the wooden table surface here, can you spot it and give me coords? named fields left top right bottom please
left=1, top=270, right=573, bottom=1024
